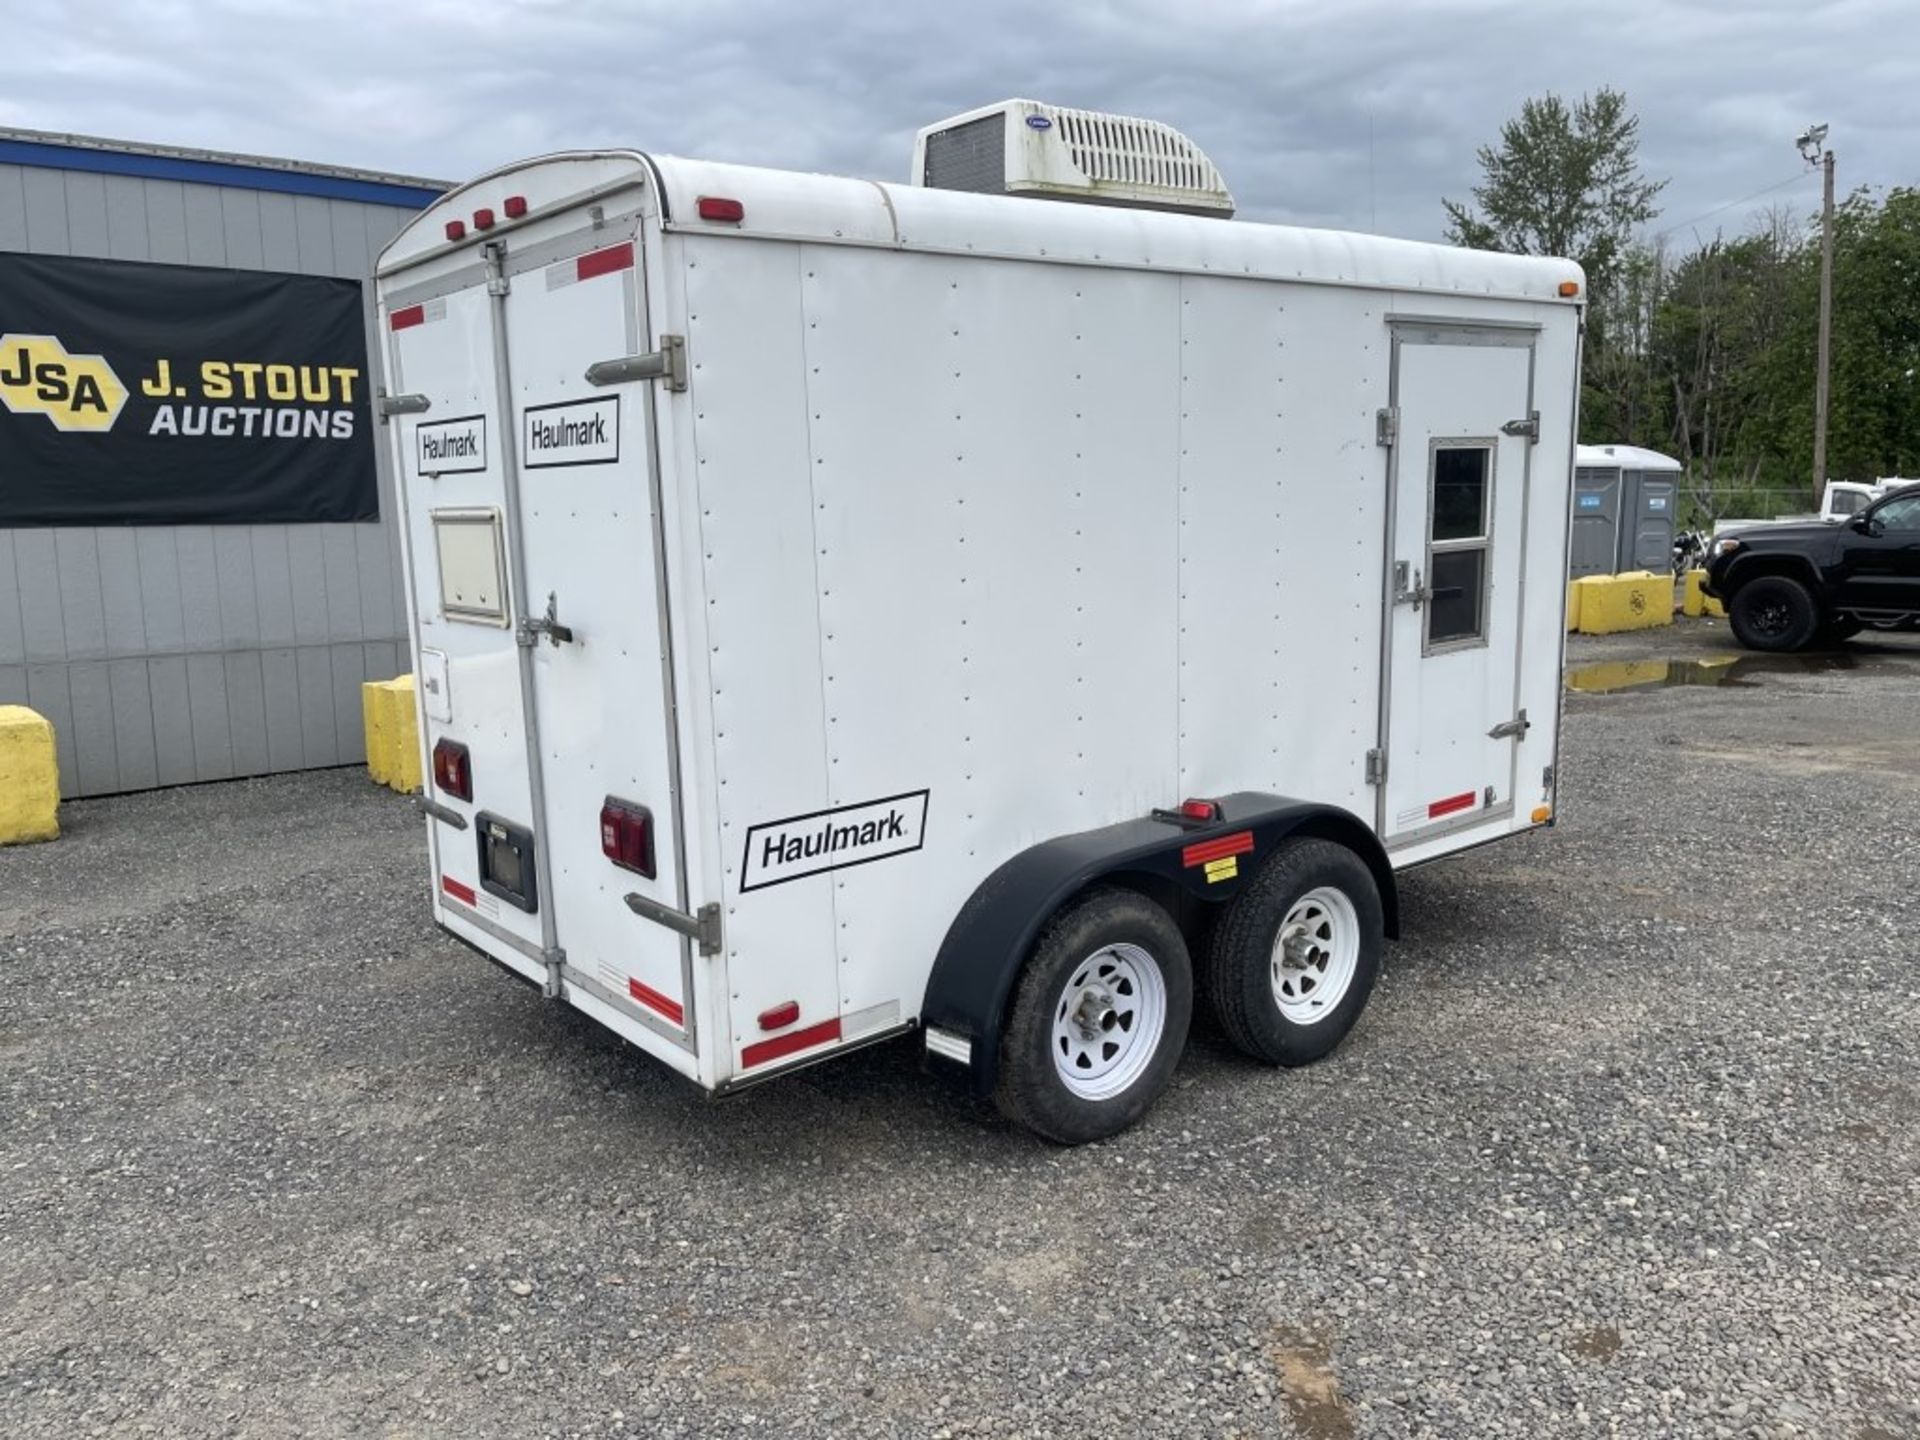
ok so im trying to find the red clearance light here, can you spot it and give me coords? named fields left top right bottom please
left=389, top=304, right=426, bottom=332
left=600, top=798, right=656, bottom=878
left=431, top=739, right=471, bottom=801
left=1180, top=798, right=1220, bottom=822
left=696, top=195, right=745, bottom=224
left=472, top=207, right=496, bottom=231
left=444, top=219, right=467, bottom=241
left=503, top=195, right=528, bottom=219
left=758, top=1001, right=800, bottom=1032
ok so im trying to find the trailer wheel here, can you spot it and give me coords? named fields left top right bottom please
left=1205, top=838, right=1382, bottom=1067
left=995, top=888, right=1192, bottom=1145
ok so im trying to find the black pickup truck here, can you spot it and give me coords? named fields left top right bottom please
left=1703, top=483, right=1920, bottom=652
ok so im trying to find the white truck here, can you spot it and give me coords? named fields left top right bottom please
left=375, top=101, right=1584, bottom=1143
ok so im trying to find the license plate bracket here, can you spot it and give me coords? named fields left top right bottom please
left=475, top=812, right=539, bottom=913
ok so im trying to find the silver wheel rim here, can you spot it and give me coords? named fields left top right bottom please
left=1050, top=943, right=1167, bottom=1101
left=1270, top=886, right=1360, bottom=1025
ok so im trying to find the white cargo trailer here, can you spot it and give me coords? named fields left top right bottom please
left=376, top=109, right=1584, bottom=1142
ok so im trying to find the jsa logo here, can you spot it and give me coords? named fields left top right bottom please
left=0, top=334, right=129, bottom=433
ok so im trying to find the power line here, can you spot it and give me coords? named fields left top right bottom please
left=1652, top=170, right=1816, bottom=241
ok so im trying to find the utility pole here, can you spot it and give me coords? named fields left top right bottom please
left=1797, top=123, right=1835, bottom=507
left=1812, top=146, right=1835, bottom=507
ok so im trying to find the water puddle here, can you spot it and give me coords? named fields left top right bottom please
left=1566, top=653, right=1859, bottom=694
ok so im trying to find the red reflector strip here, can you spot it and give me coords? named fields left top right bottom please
left=1428, top=791, right=1477, bottom=820
left=628, top=979, right=684, bottom=1026
left=1182, top=830, right=1255, bottom=868
left=441, top=874, right=476, bottom=906
left=576, top=242, right=635, bottom=281
left=390, top=304, right=426, bottom=331
left=741, top=1017, right=842, bottom=1070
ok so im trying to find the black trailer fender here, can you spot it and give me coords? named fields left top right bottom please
left=919, top=792, right=1398, bottom=1096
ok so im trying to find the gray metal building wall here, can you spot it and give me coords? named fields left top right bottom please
left=0, top=145, right=436, bottom=797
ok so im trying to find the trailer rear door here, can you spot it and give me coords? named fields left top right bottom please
left=1381, top=321, right=1537, bottom=849
left=387, top=279, right=546, bottom=965
left=503, top=231, right=696, bottom=1048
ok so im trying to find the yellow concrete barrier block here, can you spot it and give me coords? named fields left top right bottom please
left=361, top=674, right=421, bottom=793
left=1576, top=571, right=1675, bottom=635
left=361, top=679, right=393, bottom=786
left=387, top=674, right=421, bottom=795
left=1682, top=569, right=1707, bottom=618
left=1570, top=574, right=1611, bottom=632
left=0, top=705, right=60, bottom=845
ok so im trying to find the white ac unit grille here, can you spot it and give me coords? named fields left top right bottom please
left=1053, top=108, right=1222, bottom=193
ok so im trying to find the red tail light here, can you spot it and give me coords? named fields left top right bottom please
left=472, top=207, right=496, bottom=231
left=696, top=195, right=745, bottom=224
left=431, top=739, right=471, bottom=801
left=503, top=195, right=528, bottom=219
left=600, top=798, right=656, bottom=877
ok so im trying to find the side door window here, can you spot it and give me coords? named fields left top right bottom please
left=1426, top=440, right=1496, bottom=651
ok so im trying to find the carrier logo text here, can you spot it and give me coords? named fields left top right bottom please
left=741, top=790, right=930, bottom=892
left=523, top=395, right=619, bottom=468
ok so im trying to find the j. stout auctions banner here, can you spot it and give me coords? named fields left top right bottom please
left=0, top=252, right=377, bottom=526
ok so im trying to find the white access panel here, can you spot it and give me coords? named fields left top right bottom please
left=1382, top=332, right=1533, bottom=846
left=431, top=508, right=509, bottom=625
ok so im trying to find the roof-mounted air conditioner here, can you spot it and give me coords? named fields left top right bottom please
left=911, top=99, right=1234, bottom=218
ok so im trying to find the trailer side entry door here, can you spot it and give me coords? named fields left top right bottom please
left=1381, top=322, right=1536, bottom=849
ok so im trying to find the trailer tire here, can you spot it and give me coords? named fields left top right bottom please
left=994, top=887, right=1192, bottom=1145
left=1205, top=838, right=1382, bottom=1067
left=1728, top=575, right=1819, bottom=653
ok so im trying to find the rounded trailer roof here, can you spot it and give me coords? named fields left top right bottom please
left=380, top=149, right=1587, bottom=307
left=1576, top=444, right=1682, bottom=471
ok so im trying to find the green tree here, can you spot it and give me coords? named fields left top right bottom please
left=1443, top=88, right=1667, bottom=302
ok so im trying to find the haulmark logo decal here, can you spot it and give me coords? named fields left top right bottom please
left=417, top=415, right=488, bottom=475
left=0, top=334, right=129, bottom=432
left=741, top=790, right=930, bottom=892
left=523, top=395, right=619, bottom=468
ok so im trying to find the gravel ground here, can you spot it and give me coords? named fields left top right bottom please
left=2, top=616, right=1917, bottom=1440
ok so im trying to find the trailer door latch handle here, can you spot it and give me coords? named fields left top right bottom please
left=516, top=592, right=575, bottom=648
left=1392, top=561, right=1430, bottom=610
left=624, top=892, right=724, bottom=956
left=1488, top=708, right=1531, bottom=740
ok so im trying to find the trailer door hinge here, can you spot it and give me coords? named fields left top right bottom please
left=624, top=892, right=724, bottom=956
left=1365, top=748, right=1387, bottom=786
left=1501, top=411, right=1540, bottom=442
left=1488, top=708, right=1532, bottom=740
left=377, top=390, right=431, bottom=420
left=1375, top=406, right=1398, bottom=447
left=586, top=334, right=687, bottom=393
left=516, top=591, right=575, bottom=648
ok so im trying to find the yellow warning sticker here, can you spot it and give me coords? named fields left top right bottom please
left=1203, top=855, right=1238, bottom=884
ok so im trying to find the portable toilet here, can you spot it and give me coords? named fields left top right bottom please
left=1571, top=444, right=1682, bottom=578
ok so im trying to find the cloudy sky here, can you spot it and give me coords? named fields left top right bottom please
left=6, top=0, right=1915, bottom=248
